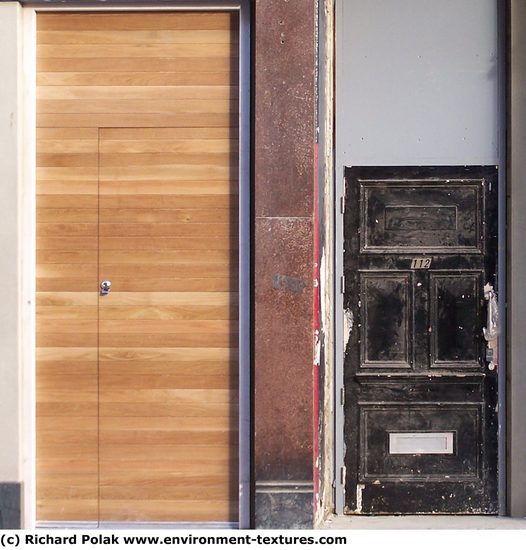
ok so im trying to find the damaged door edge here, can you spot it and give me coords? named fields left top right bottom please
left=333, top=167, right=346, bottom=516
left=483, top=283, right=499, bottom=371
left=343, top=307, right=353, bottom=350
left=355, top=483, right=365, bottom=514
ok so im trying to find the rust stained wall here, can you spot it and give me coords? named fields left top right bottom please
left=254, top=0, right=315, bottom=481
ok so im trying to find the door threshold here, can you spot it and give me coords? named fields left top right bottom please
left=321, top=515, right=526, bottom=530
left=36, top=522, right=239, bottom=530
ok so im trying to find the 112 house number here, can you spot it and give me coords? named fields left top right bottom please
left=410, top=257, right=432, bottom=269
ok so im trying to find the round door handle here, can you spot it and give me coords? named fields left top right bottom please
left=100, top=280, right=112, bottom=295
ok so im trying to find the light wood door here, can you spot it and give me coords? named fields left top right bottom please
left=36, top=12, right=239, bottom=524
left=97, top=128, right=239, bottom=522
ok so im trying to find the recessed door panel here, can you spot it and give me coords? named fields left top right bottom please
left=344, top=166, right=498, bottom=514
left=361, top=181, right=482, bottom=252
left=431, top=273, right=482, bottom=368
left=359, top=405, right=481, bottom=481
left=360, top=273, right=411, bottom=367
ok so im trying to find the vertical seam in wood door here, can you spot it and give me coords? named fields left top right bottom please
left=97, top=127, right=101, bottom=527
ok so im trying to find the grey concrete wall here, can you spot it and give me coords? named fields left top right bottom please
left=0, top=1, right=21, bottom=486
left=510, top=0, right=526, bottom=518
left=336, top=0, right=499, bottom=167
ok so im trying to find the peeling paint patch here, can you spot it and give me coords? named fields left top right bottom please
left=343, top=307, right=354, bottom=349
left=355, top=483, right=365, bottom=513
left=272, top=273, right=306, bottom=293
left=314, top=330, right=321, bottom=366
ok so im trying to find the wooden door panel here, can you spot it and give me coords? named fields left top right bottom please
left=97, top=128, right=238, bottom=523
left=36, top=128, right=99, bottom=521
left=36, top=11, right=239, bottom=524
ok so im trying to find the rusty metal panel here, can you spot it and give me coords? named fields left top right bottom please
left=254, top=0, right=315, bottom=218
left=253, top=1, right=315, bottom=528
left=254, top=217, right=313, bottom=480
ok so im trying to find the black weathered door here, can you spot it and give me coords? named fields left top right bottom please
left=343, top=166, right=498, bottom=514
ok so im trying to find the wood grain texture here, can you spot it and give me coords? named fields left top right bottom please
left=36, top=11, right=239, bottom=524
left=37, top=13, right=234, bottom=31
left=36, top=11, right=238, bottom=129
left=36, top=125, right=98, bottom=521
left=97, top=126, right=238, bottom=522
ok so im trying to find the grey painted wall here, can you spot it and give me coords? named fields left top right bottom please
left=0, top=2, right=21, bottom=485
left=336, top=0, right=499, bottom=167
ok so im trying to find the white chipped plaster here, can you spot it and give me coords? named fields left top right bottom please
left=315, top=0, right=336, bottom=527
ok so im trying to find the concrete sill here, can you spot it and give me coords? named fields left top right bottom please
left=321, top=515, right=526, bottom=530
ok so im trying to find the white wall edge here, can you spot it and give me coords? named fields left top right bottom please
left=20, top=5, right=37, bottom=530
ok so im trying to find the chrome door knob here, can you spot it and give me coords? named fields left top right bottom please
left=100, top=280, right=112, bottom=296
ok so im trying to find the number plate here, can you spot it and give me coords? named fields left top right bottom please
left=410, top=257, right=432, bottom=269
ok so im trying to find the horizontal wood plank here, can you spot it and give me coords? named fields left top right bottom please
left=38, top=30, right=237, bottom=45
left=38, top=85, right=238, bottom=100
left=98, top=305, right=235, bottom=320
left=98, top=500, right=237, bottom=523
left=38, top=112, right=236, bottom=128
left=37, top=71, right=234, bottom=87
left=38, top=44, right=236, bottom=59
left=37, top=13, right=237, bottom=32
left=38, top=98, right=236, bottom=115
left=38, top=57, right=236, bottom=73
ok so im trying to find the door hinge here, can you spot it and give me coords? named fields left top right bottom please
left=340, top=176, right=347, bottom=214
left=340, top=275, right=345, bottom=294
left=333, top=466, right=346, bottom=490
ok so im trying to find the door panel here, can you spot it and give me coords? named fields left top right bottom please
left=361, top=273, right=411, bottom=367
left=344, top=166, right=498, bottom=514
left=36, top=127, right=100, bottom=522
left=360, top=405, right=481, bottom=480
left=431, top=273, right=481, bottom=367
left=36, top=11, right=239, bottom=524
left=97, top=129, right=238, bottom=523
left=361, top=182, right=482, bottom=252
